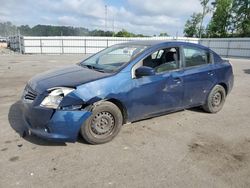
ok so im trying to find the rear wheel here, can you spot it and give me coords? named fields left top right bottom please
left=81, top=101, right=123, bottom=144
left=202, top=85, right=226, bottom=113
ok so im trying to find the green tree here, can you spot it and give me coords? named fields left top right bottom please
left=90, top=29, right=114, bottom=36
left=0, top=22, right=17, bottom=36
left=0, top=22, right=148, bottom=37
left=184, top=13, right=203, bottom=37
left=207, top=0, right=233, bottom=37
left=115, top=29, right=134, bottom=37
left=19, top=25, right=32, bottom=35
left=228, top=1, right=239, bottom=35
left=199, top=0, right=211, bottom=37
left=159, top=32, right=169, bottom=37
left=114, top=29, right=146, bottom=37
left=230, top=0, right=250, bottom=36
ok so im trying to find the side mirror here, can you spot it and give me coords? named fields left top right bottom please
left=135, top=66, right=155, bottom=78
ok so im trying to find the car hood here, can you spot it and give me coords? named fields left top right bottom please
left=28, top=64, right=110, bottom=94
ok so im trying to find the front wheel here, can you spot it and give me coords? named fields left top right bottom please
left=202, top=85, right=226, bottom=113
left=81, top=101, right=123, bottom=144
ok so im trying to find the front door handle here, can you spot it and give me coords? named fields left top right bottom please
left=173, top=77, right=182, bottom=84
left=208, top=71, right=214, bottom=76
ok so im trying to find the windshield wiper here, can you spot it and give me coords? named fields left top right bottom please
left=81, top=64, right=106, bottom=73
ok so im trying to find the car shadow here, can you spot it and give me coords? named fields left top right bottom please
left=76, top=134, right=90, bottom=144
left=8, top=101, right=66, bottom=146
left=243, top=69, right=250, bottom=74
left=188, top=107, right=207, bottom=113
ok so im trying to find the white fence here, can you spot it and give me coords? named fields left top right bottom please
left=9, top=36, right=250, bottom=58
left=200, top=38, right=250, bottom=58
left=11, top=36, right=198, bottom=54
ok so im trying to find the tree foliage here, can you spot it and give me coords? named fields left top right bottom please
left=184, top=13, right=203, bottom=37
left=184, top=0, right=250, bottom=38
left=199, top=0, right=211, bottom=37
left=207, top=0, right=233, bottom=37
left=159, top=32, right=169, bottom=37
left=184, top=0, right=210, bottom=38
left=114, top=29, right=146, bottom=37
left=0, top=22, right=147, bottom=37
left=230, top=0, right=250, bottom=36
left=0, top=22, right=17, bottom=36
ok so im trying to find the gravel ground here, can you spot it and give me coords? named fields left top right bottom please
left=0, top=55, right=250, bottom=188
left=0, top=47, right=19, bottom=55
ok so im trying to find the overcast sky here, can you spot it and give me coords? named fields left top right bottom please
left=0, top=0, right=210, bottom=36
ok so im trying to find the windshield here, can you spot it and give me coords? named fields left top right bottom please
left=79, top=44, right=147, bottom=73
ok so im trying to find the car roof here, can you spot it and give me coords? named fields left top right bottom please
left=122, top=40, right=209, bottom=50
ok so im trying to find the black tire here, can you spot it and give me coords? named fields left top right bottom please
left=202, top=85, right=226, bottom=113
left=81, top=101, right=123, bottom=144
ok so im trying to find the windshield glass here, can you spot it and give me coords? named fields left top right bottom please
left=80, top=44, right=148, bottom=73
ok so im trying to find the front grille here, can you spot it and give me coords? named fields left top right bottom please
left=23, top=85, right=37, bottom=101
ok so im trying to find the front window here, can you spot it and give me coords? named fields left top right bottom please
left=142, top=47, right=180, bottom=73
left=80, top=44, right=147, bottom=73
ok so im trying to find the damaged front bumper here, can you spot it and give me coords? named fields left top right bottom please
left=21, top=101, right=92, bottom=142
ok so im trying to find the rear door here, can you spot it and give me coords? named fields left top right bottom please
left=181, top=46, right=217, bottom=107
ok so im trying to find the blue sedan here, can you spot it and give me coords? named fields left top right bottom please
left=21, top=41, right=234, bottom=144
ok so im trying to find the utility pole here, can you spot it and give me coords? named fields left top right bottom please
left=112, top=16, right=115, bottom=36
left=105, top=5, right=107, bottom=32
left=18, top=29, right=22, bottom=53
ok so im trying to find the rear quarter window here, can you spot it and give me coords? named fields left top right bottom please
left=213, top=52, right=223, bottom=63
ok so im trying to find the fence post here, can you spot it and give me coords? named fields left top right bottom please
left=61, top=38, right=64, bottom=54
left=84, top=39, right=87, bottom=54
left=18, top=30, right=22, bottom=53
left=208, top=39, right=211, bottom=48
left=226, top=40, right=231, bottom=58
left=40, top=39, right=42, bottom=54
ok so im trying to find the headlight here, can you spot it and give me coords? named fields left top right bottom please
left=40, top=87, right=75, bottom=109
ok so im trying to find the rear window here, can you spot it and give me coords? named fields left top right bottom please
left=184, top=47, right=210, bottom=67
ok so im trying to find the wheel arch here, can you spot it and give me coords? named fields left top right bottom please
left=217, top=82, right=228, bottom=95
left=106, top=98, right=128, bottom=124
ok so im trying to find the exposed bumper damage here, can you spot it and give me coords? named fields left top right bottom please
left=21, top=101, right=92, bottom=142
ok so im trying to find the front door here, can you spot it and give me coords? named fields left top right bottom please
left=127, top=47, right=185, bottom=121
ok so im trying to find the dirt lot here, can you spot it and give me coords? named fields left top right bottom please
left=0, top=55, right=250, bottom=188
